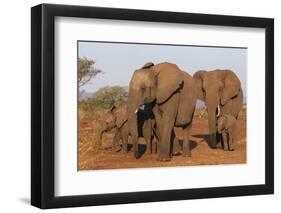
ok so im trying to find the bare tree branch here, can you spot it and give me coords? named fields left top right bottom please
left=78, top=57, right=103, bottom=88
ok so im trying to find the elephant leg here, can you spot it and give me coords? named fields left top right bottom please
left=121, top=127, right=128, bottom=153
left=129, top=115, right=139, bottom=158
left=157, top=96, right=178, bottom=161
left=131, top=131, right=139, bottom=158
left=228, top=129, right=235, bottom=151
left=143, top=119, right=152, bottom=154
left=112, top=129, right=121, bottom=152
left=182, top=124, right=192, bottom=157
left=171, top=129, right=181, bottom=155
left=222, top=131, right=228, bottom=151
left=152, top=105, right=162, bottom=154
left=152, top=136, right=157, bottom=154
left=151, top=127, right=159, bottom=154
left=152, top=105, right=162, bottom=141
left=158, top=120, right=174, bottom=161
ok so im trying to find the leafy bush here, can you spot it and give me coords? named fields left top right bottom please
left=194, top=107, right=208, bottom=119
left=79, top=85, right=128, bottom=113
left=93, top=86, right=128, bottom=109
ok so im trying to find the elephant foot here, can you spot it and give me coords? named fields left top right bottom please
left=121, top=146, right=128, bottom=154
left=134, top=152, right=141, bottom=159
left=113, top=146, right=121, bottom=152
left=229, top=144, right=235, bottom=151
left=145, top=148, right=153, bottom=155
left=122, top=149, right=128, bottom=154
left=182, top=152, right=191, bottom=157
left=157, top=154, right=171, bottom=162
left=145, top=148, right=152, bottom=155
left=172, top=151, right=181, bottom=156
left=210, top=145, right=217, bottom=149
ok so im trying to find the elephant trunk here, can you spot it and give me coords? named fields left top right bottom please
left=129, top=113, right=139, bottom=158
left=127, top=90, right=141, bottom=158
left=95, top=128, right=105, bottom=149
left=207, top=107, right=218, bottom=149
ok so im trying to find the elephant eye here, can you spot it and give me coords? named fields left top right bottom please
left=202, top=88, right=206, bottom=95
left=218, top=87, right=223, bottom=95
left=140, top=87, right=145, bottom=93
left=202, top=89, right=207, bottom=99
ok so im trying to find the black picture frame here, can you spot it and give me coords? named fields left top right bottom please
left=31, top=3, right=274, bottom=209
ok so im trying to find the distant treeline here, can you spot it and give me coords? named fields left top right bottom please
left=79, top=85, right=128, bottom=112
left=79, top=84, right=246, bottom=112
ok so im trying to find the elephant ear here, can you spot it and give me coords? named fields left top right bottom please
left=221, top=70, right=241, bottom=106
left=193, top=70, right=207, bottom=101
left=114, top=106, right=128, bottom=128
left=141, top=62, right=154, bottom=69
left=153, top=63, right=183, bottom=104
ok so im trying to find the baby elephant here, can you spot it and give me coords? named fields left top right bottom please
left=99, top=105, right=128, bottom=152
left=217, top=114, right=237, bottom=151
left=100, top=105, right=158, bottom=154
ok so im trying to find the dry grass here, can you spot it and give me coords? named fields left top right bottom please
left=78, top=108, right=111, bottom=169
left=78, top=105, right=247, bottom=170
left=194, top=107, right=208, bottom=119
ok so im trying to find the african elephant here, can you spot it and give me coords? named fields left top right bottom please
left=99, top=105, right=128, bottom=152
left=193, top=70, right=243, bottom=149
left=217, top=114, right=237, bottom=151
left=99, top=105, right=157, bottom=153
left=127, top=62, right=196, bottom=161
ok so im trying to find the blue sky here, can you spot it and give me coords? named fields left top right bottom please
left=78, top=41, right=247, bottom=99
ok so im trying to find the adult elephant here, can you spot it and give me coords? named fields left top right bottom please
left=193, top=70, right=243, bottom=150
left=127, top=62, right=196, bottom=161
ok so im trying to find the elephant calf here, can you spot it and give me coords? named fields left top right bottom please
left=99, top=105, right=128, bottom=152
left=217, top=114, right=237, bottom=151
left=100, top=105, right=158, bottom=154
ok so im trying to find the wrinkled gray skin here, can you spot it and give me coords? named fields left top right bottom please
left=127, top=62, right=196, bottom=161
left=99, top=105, right=157, bottom=153
left=193, top=70, right=243, bottom=149
left=217, top=114, right=237, bottom=151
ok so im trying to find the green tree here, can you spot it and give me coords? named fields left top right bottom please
left=92, top=86, right=128, bottom=110
left=78, top=57, right=103, bottom=88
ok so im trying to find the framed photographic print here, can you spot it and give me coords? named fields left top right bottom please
left=31, top=3, right=274, bottom=209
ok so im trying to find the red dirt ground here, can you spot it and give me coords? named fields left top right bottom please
left=78, top=116, right=246, bottom=170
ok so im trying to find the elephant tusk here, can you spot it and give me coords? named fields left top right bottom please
left=216, top=105, right=221, bottom=117
left=135, top=104, right=145, bottom=114
left=134, top=108, right=139, bottom=114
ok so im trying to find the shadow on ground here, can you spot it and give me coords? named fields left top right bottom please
left=193, top=134, right=224, bottom=149
left=119, top=140, right=199, bottom=159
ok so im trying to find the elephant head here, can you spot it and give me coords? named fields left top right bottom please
left=127, top=62, right=184, bottom=158
left=193, top=69, right=241, bottom=148
left=128, top=62, right=156, bottom=113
